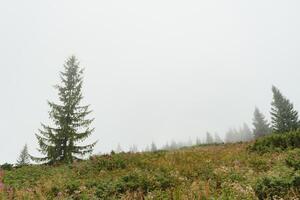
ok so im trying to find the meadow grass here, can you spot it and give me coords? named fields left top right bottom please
left=1, top=142, right=299, bottom=199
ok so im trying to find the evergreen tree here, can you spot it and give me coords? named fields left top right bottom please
left=214, top=133, right=223, bottom=144
left=206, top=132, right=214, bottom=144
left=34, top=56, right=97, bottom=164
left=150, top=142, right=157, bottom=152
left=17, top=144, right=30, bottom=166
left=144, top=145, right=150, bottom=152
left=240, top=123, right=253, bottom=141
left=225, top=128, right=235, bottom=143
left=271, top=86, right=299, bottom=133
left=252, top=107, right=271, bottom=138
left=196, top=137, right=202, bottom=145
left=225, top=128, right=241, bottom=143
left=116, top=144, right=122, bottom=153
left=170, top=140, right=178, bottom=150
left=129, top=144, right=138, bottom=153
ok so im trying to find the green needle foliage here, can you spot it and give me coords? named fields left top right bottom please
left=253, top=107, right=271, bottom=138
left=34, top=56, right=97, bottom=164
left=16, top=144, right=30, bottom=166
left=270, top=86, right=299, bottom=133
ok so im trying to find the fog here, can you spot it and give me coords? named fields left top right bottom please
left=1, top=0, right=300, bottom=163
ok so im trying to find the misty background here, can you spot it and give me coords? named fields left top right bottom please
left=1, top=1, right=300, bottom=163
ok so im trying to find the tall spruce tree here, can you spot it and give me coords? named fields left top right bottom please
left=34, top=56, right=96, bottom=164
left=252, top=107, right=271, bottom=138
left=270, top=86, right=299, bottom=133
left=17, top=144, right=30, bottom=166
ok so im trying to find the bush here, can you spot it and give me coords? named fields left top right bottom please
left=291, top=172, right=300, bottom=188
left=285, top=149, right=300, bottom=170
left=115, top=171, right=153, bottom=193
left=0, top=163, right=13, bottom=171
left=154, top=171, right=175, bottom=190
left=254, top=176, right=292, bottom=200
left=94, top=180, right=116, bottom=199
left=248, top=157, right=270, bottom=172
left=95, top=155, right=127, bottom=171
left=47, top=186, right=60, bottom=198
left=250, top=130, right=300, bottom=153
left=66, top=180, right=81, bottom=195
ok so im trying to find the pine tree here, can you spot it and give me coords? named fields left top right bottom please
left=225, top=128, right=241, bottom=143
left=271, top=86, right=299, bottom=133
left=116, top=144, right=123, bottom=153
left=129, top=144, right=138, bottom=153
left=240, top=123, right=253, bottom=141
left=214, top=133, right=223, bottom=144
left=170, top=140, right=178, bottom=150
left=206, top=132, right=214, bottom=144
left=144, top=145, right=150, bottom=152
left=34, top=56, right=97, bottom=164
left=225, top=128, right=235, bottom=143
left=17, top=144, right=30, bottom=166
left=252, top=107, right=271, bottom=138
left=150, top=142, right=157, bottom=152
left=196, top=137, right=202, bottom=145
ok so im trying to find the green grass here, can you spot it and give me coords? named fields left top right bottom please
left=1, top=142, right=299, bottom=199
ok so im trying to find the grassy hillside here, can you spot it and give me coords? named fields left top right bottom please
left=1, top=142, right=299, bottom=200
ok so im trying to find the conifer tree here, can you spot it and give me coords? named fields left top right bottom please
left=129, top=144, right=138, bottom=153
left=225, top=128, right=236, bottom=143
left=252, top=107, right=271, bottom=138
left=150, top=142, right=157, bottom=152
left=144, top=145, right=150, bottom=152
left=214, top=133, right=223, bottom=144
left=170, top=140, right=178, bottom=150
left=239, top=123, right=253, bottom=141
left=34, top=56, right=96, bottom=164
left=206, top=132, right=214, bottom=144
left=271, top=86, right=299, bottom=133
left=116, top=144, right=122, bottom=153
left=17, top=144, right=30, bottom=166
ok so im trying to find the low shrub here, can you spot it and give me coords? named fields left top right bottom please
left=285, top=149, right=300, bottom=170
left=91, top=180, right=116, bottom=199
left=248, top=157, right=270, bottom=172
left=115, top=171, right=153, bottom=193
left=0, top=163, right=13, bottom=171
left=250, top=130, right=300, bottom=153
left=95, top=155, right=127, bottom=171
left=66, top=180, right=81, bottom=195
left=254, top=176, right=292, bottom=200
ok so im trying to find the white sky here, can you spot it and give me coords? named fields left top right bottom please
left=1, top=0, right=300, bottom=163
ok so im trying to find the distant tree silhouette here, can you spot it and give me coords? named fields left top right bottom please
left=225, top=124, right=253, bottom=143
left=240, top=123, right=253, bottom=141
left=129, top=145, right=138, bottom=153
left=116, top=144, right=123, bottom=153
left=253, top=107, right=271, bottom=138
left=214, top=133, right=223, bottom=144
left=17, top=144, right=30, bottom=166
left=151, top=142, right=157, bottom=152
left=225, top=128, right=236, bottom=143
left=206, top=132, right=214, bottom=144
left=144, top=145, right=150, bottom=152
left=196, top=137, right=202, bottom=145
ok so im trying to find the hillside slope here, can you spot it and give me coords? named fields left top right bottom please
left=1, top=143, right=299, bottom=199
